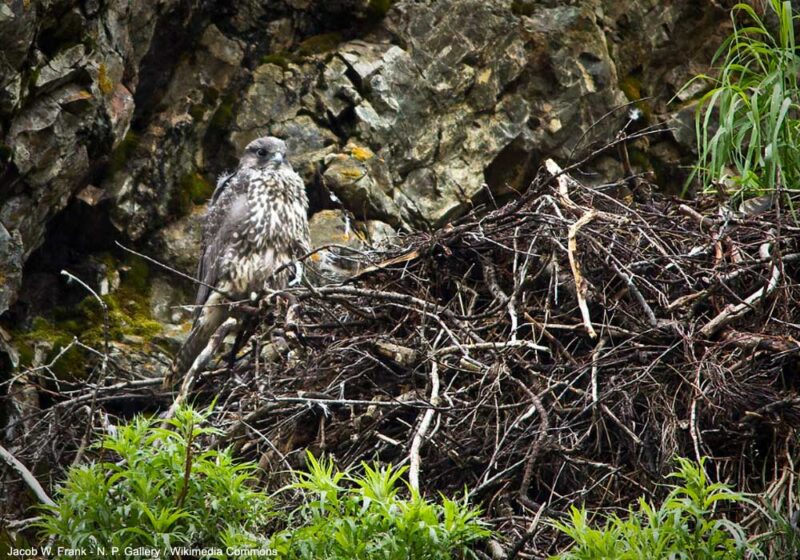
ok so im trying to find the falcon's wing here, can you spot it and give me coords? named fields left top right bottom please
left=193, top=171, right=248, bottom=317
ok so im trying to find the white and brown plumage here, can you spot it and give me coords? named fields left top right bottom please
left=166, top=136, right=310, bottom=385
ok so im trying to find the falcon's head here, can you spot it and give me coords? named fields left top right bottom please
left=240, top=136, right=288, bottom=170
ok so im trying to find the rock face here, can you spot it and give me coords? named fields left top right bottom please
left=0, top=0, right=730, bottom=327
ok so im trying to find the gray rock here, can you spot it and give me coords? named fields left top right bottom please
left=0, top=224, right=23, bottom=316
left=0, top=0, right=735, bottom=332
left=147, top=206, right=203, bottom=280
left=149, top=274, right=193, bottom=325
left=106, top=24, right=244, bottom=240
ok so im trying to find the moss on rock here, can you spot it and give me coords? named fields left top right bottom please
left=368, top=0, right=396, bottom=18
left=171, top=172, right=214, bottom=217
left=619, top=74, right=654, bottom=121
left=207, top=94, right=236, bottom=135
left=510, top=1, right=535, bottom=16
left=259, top=53, right=293, bottom=69
left=14, top=255, right=161, bottom=379
left=296, top=33, right=342, bottom=57
left=107, top=131, right=139, bottom=178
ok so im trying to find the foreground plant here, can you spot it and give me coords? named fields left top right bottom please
left=551, top=457, right=758, bottom=559
left=689, top=0, right=800, bottom=204
left=37, top=406, right=271, bottom=557
left=270, top=452, right=491, bottom=559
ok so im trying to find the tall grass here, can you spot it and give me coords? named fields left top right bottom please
left=689, top=0, right=800, bottom=204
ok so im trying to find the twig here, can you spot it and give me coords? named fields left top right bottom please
left=409, top=359, right=440, bottom=492
left=434, top=340, right=549, bottom=357
left=700, top=232, right=780, bottom=336
left=606, top=260, right=658, bottom=328
left=0, top=444, right=55, bottom=506
left=567, top=210, right=598, bottom=338
left=175, top=416, right=195, bottom=509
left=115, top=241, right=231, bottom=299
left=510, top=376, right=549, bottom=507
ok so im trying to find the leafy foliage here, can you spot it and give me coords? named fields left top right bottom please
left=36, top=406, right=271, bottom=557
left=551, top=458, right=759, bottom=559
left=270, top=452, right=491, bottom=560
left=35, top=409, right=490, bottom=560
left=689, top=0, right=800, bottom=203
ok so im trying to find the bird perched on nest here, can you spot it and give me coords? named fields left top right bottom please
left=164, top=136, right=311, bottom=387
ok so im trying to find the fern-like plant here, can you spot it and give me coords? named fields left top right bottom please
left=270, top=452, right=491, bottom=560
left=37, top=406, right=272, bottom=558
left=551, top=457, right=759, bottom=559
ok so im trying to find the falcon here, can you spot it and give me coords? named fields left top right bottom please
left=165, top=136, right=311, bottom=386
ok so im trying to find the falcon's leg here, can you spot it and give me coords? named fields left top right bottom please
left=226, top=314, right=258, bottom=367
left=288, top=261, right=304, bottom=287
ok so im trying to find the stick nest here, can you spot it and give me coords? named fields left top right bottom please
left=5, top=162, right=800, bottom=555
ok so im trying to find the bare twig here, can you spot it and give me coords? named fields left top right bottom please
left=409, top=359, right=441, bottom=492
left=0, top=444, right=55, bottom=506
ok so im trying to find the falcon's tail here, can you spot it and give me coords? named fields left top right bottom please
left=164, top=306, right=227, bottom=389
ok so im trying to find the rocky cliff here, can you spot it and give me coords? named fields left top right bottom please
left=0, top=0, right=730, bottom=369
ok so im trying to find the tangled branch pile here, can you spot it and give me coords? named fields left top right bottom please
left=6, top=161, right=800, bottom=556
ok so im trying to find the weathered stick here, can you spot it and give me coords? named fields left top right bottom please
left=0, top=444, right=55, bottom=507
left=700, top=233, right=780, bottom=336
left=408, top=360, right=440, bottom=492
left=567, top=210, right=599, bottom=339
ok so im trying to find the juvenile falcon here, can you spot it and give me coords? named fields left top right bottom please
left=166, top=136, right=311, bottom=385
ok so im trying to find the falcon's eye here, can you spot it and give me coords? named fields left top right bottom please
left=257, top=148, right=268, bottom=157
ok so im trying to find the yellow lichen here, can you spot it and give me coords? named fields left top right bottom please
left=98, top=63, right=113, bottom=95
left=349, top=145, right=374, bottom=162
left=338, top=167, right=365, bottom=180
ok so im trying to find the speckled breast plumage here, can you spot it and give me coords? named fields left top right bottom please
left=220, top=167, right=310, bottom=296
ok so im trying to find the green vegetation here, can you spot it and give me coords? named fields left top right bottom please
left=688, top=0, right=800, bottom=203
left=107, top=130, right=139, bottom=178
left=551, top=457, right=785, bottom=559
left=259, top=53, right=293, bottom=69
left=171, top=171, right=214, bottom=216
left=296, top=33, right=343, bottom=57
left=207, top=94, right=237, bottom=134
left=0, top=143, right=12, bottom=163
left=618, top=74, right=654, bottom=122
left=510, top=0, right=535, bottom=17
left=35, top=407, right=490, bottom=559
left=368, top=0, right=396, bottom=18
left=15, top=254, right=159, bottom=378
left=271, top=452, right=490, bottom=559
left=37, top=406, right=272, bottom=557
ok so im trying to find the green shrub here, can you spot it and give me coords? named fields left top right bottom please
left=37, top=406, right=272, bottom=558
left=688, top=0, right=800, bottom=204
left=270, top=452, right=491, bottom=559
left=551, top=458, right=758, bottom=559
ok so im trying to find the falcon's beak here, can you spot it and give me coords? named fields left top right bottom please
left=270, top=152, right=285, bottom=164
